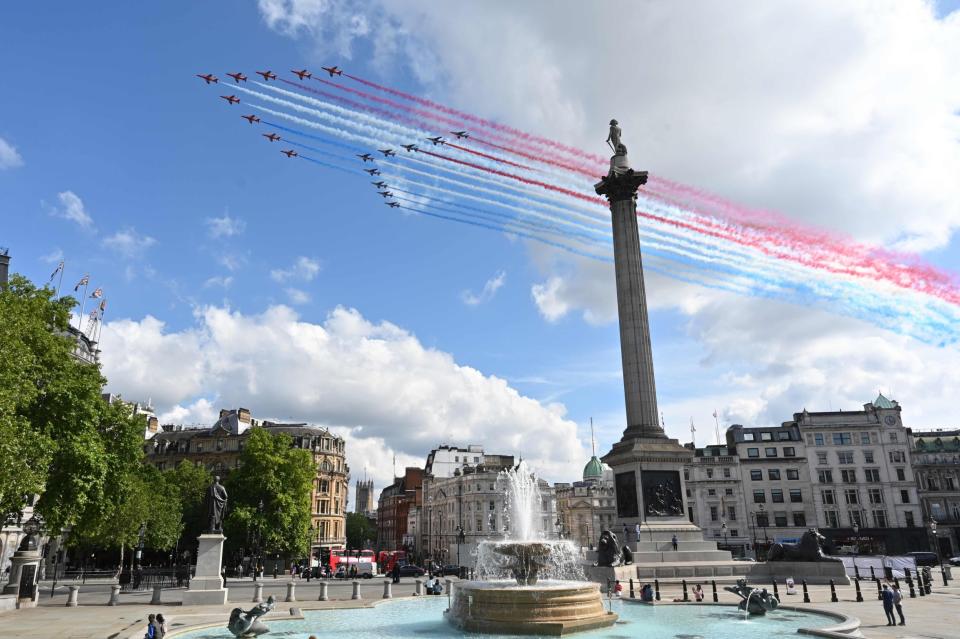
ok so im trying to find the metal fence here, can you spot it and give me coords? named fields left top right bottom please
left=119, top=567, right=192, bottom=591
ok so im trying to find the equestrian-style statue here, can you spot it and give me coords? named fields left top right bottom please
left=595, top=529, right=622, bottom=567
left=205, top=476, right=229, bottom=533
left=768, top=528, right=839, bottom=562
left=227, top=595, right=275, bottom=637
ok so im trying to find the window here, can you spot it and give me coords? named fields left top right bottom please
left=814, top=433, right=825, bottom=446
left=784, top=447, right=796, bottom=457
left=706, top=468, right=713, bottom=478
left=841, top=469, right=857, bottom=483
left=196, top=442, right=204, bottom=453
left=844, top=489, right=859, bottom=505
left=900, top=490, right=911, bottom=504
left=817, top=452, right=828, bottom=465
left=750, top=470, right=762, bottom=481
left=868, top=489, right=883, bottom=504
left=818, top=470, right=834, bottom=483
left=761, top=432, right=773, bottom=441
left=710, top=506, right=718, bottom=521
left=861, top=432, right=871, bottom=445
left=793, top=512, right=807, bottom=526
left=753, top=489, right=766, bottom=503
left=474, top=456, right=480, bottom=463
left=873, top=510, right=888, bottom=528
left=833, top=433, right=852, bottom=445
left=747, top=448, right=759, bottom=458
left=837, top=451, right=854, bottom=464
left=787, top=469, right=800, bottom=480
left=489, top=500, right=495, bottom=511
left=777, top=431, right=791, bottom=441
left=825, top=510, right=840, bottom=528
left=889, top=432, right=899, bottom=443
left=905, top=511, right=915, bottom=527
left=727, top=506, right=737, bottom=521
left=849, top=510, right=864, bottom=527
left=756, top=513, right=769, bottom=527
left=765, top=447, right=778, bottom=457
left=790, top=489, right=803, bottom=503
left=707, top=489, right=716, bottom=496
left=771, top=489, right=784, bottom=503
left=864, top=451, right=874, bottom=464
left=768, top=469, right=781, bottom=480
left=684, top=469, right=690, bottom=480
left=896, top=468, right=906, bottom=481
left=743, top=433, right=756, bottom=441
left=723, top=468, right=731, bottom=478
left=774, top=512, right=788, bottom=527
left=725, top=488, right=734, bottom=496
left=889, top=451, right=905, bottom=463
left=731, top=529, right=739, bottom=537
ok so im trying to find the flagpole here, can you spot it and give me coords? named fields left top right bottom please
left=713, top=410, right=722, bottom=446
left=690, top=417, right=696, bottom=447
left=56, top=263, right=64, bottom=298
left=77, top=280, right=89, bottom=331
left=590, top=417, right=595, bottom=457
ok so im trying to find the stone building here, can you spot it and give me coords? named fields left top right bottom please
left=791, top=394, right=925, bottom=554
left=376, top=467, right=423, bottom=552
left=554, top=455, right=616, bottom=550
left=910, top=428, right=960, bottom=557
left=145, top=408, right=349, bottom=563
left=683, top=443, right=752, bottom=557
left=354, top=479, right=374, bottom=516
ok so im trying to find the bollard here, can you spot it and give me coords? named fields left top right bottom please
left=711, top=580, right=718, bottom=603
left=869, top=566, right=876, bottom=580
left=66, top=585, right=79, bottom=607
left=924, top=572, right=932, bottom=595
left=654, top=579, right=661, bottom=601
left=854, top=578, right=863, bottom=602
left=772, top=579, right=779, bottom=599
left=876, top=579, right=883, bottom=600
left=906, top=576, right=916, bottom=599
left=801, top=580, right=810, bottom=604
left=107, top=584, right=121, bottom=606
left=285, top=581, right=296, bottom=603
left=351, top=580, right=362, bottom=600
left=854, top=564, right=861, bottom=581
left=253, top=582, right=264, bottom=603
left=629, top=578, right=635, bottom=599
left=383, top=580, right=393, bottom=599
left=682, top=579, right=688, bottom=602
left=829, top=579, right=838, bottom=603
left=943, top=567, right=949, bottom=588
left=414, top=579, right=424, bottom=597
left=917, top=572, right=926, bottom=597
left=151, top=584, right=162, bottom=605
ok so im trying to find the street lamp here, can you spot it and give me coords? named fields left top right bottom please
left=928, top=518, right=948, bottom=586
left=852, top=522, right=860, bottom=578
left=721, top=520, right=728, bottom=551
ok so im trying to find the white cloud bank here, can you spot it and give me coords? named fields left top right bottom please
left=102, top=228, right=157, bottom=258
left=101, top=305, right=587, bottom=488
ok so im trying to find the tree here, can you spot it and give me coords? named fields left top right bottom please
left=165, top=460, right=212, bottom=544
left=224, top=428, right=314, bottom=560
left=346, top=512, right=376, bottom=550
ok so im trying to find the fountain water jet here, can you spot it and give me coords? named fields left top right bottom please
left=445, top=461, right=617, bottom=635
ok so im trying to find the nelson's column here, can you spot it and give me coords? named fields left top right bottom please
left=595, top=121, right=698, bottom=537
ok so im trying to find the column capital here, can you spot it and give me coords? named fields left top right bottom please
left=594, top=170, right=649, bottom=203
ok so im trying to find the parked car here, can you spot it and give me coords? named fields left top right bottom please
left=397, top=564, right=426, bottom=577
left=947, top=556, right=960, bottom=567
left=437, top=564, right=462, bottom=577
left=906, top=552, right=939, bottom=567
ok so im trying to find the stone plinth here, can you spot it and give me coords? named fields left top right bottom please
left=182, top=534, right=228, bottom=606
left=748, top=561, right=850, bottom=586
left=445, top=581, right=617, bottom=636
left=2, top=550, right=41, bottom=608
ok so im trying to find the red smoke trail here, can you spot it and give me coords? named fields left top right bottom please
left=444, top=142, right=534, bottom=172
left=344, top=73, right=607, bottom=165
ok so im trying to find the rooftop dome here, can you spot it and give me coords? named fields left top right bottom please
left=873, top=393, right=898, bottom=409
left=583, top=455, right=604, bottom=481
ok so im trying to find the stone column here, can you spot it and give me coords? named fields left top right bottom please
left=150, top=584, right=162, bottom=605
left=66, top=585, right=79, bottom=607
left=285, top=581, right=296, bottom=602
left=107, top=585, right=121, bottom=606
left=351, top=580, right=361, bottom=600
left=382, top=580, right=392, bottom=599
left=414, top=579, right=424, bottom=596
left=252, top=582, right=263, bottom=603
left=182, top=533, right=229, bottom=606
left=318, top=581, right=329, bottom=601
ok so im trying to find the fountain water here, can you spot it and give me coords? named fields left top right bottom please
left=445, top=461, right=617, bottom=635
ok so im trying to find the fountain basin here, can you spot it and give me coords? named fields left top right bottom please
left=445, top=580, right=618, bottom=636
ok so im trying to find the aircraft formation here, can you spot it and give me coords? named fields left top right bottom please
left=196, top=66, right=471, bottom=212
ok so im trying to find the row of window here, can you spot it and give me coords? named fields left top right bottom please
left=741, top=431, right=794, bottom=442
left=752, top=488, right=804, bottom=503
left=822, top=509, right=909, bottom=528
left=750, top=468, right=801, bottom=481
left=754, top=512, right=807, bottom=527
left=816, top=467, right=906, bottom=483
left=808, top=431, right=899, bottom=446
left=820, top=488, right=910, bottom=505
left=745, top=446, right=796, bottom=458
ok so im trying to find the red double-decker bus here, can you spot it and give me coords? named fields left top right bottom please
left=329, top=549, right=376, bottom=573
left=377, top=550, right=407, bottom=573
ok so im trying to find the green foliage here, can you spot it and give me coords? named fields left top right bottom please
left=224, top=428, right=314, bottom=559
left=346, top=512, right=376, bottom=550
left=166, top=460, right=212, bottom=543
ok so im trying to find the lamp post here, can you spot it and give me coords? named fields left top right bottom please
left=852, top=522, right=860, bottom=575
left=721, top=520, right=728, bottom=551
left=928, top=518, right=947, bottom=586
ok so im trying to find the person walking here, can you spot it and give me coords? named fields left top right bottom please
left=892, top=584, right=905, bottom=626
left=881, top=584, right=896, bottom=626
left=392, top=561, right=401, bottom=584
left=144, top=614, right=157, bottom=639
left=671, top=534, right=678, bottom=551
left=623, top=524, right=630, bottom=543
left=154, top=613, right=168, bottom=638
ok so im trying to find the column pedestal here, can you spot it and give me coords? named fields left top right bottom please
left=182, top=534, right=228, bottom=606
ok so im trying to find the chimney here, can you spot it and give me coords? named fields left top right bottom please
left=0, top=248, right=9, bottom=288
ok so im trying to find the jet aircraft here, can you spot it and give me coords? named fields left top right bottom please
left=292, top=69, right=312, bottom=80
left=401, top=144, right=419, bottom=152
left=241, top=114, right=261, bottom=124
left=262, top=133, right=281, bottom=142
left=321, top=66, right=343, bottom=77
left=426, top=136, right=445, bottom=145
left=371, top=181, right=388, bottom=188
left=281, top=149, right=298, bottom=158
left=377, top=191, right=393, bottom=198
left=227, top=72, right=247, bottom=83
left=378, top=148, right=396, bottom=157
left=357, top=153, right=374, bottom=162
left=386, top=202, right=400, bottom=208
left=256, top=70, right=277, bottom=81
left=221, top=95, right=240, bottom=105
left=451, top=131, right=469, bottom=139
left=364, top=168, right=381, bottom=176
left=196, top=73, right=218, bottom=84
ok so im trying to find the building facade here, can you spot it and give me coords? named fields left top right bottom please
left=910, top=429, right=960, bottom=557
left=684, top=443, right=752, bottom=557
left=145, top=407, right=349, bottom=563
left=554, top=455, right=616, bottom=550
left=354, top=479, right=374, bottom=516
left=376, top=468, right=423, bottom=552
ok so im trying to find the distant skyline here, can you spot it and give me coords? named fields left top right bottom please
left=2, top=1, right=959, bottom=493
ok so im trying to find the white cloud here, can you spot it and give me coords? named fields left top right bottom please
left=100, top=305, right=588, bottom=486
left=204, top=275, right=234, bottom=289
left=285, top=287, right=311, bottom=304
left=40, top=248, right=64, bottom=265
left=217, top=254, right=245, bottom=272
left=50, top=191, right=94, bottom=228
left=102, top=228, right=157, bottom=258
left=461, top=270, right=506, bottom=306
left=205, top=213, right=246, bottom=239
left=0, top=136, right=23, bottom=169
left=270, top=256, right=321, bottom=283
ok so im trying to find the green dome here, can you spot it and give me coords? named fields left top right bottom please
left=583, top=456, right=604, bottom=481
left=873, top=393, right=897, bottom=409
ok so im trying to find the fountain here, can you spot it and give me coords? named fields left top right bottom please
left=445, top=461, right=618, bottom=635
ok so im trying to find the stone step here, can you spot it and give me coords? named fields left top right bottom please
left=629, top=540, right=719, bottom=552
left=629, top=550, right=734, bottom=563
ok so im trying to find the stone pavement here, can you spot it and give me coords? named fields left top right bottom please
left=2, top=575, right=959, bottom=638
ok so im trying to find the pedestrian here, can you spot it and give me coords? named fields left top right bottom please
left=614, top=580, right=623, bottom=597
left=154, top=613, right=168, bottom=638
left=892, top=584, right=905, bottom=626
left=671, top=534, right=678, bottom=551
left=144, top=614, right=157, bottom=639
left=392, top=561, right=401, bottom=584
left=623, top=524, right=630, bottom=543
left=635, top=522, right=641, bottom=542
left=305, top=563, right=312, bottom=582
left=881, top=584, right=896, bottom=626
left=640, top=583, right=654, bottom=602
left=692, top=584, right=704, bottom=602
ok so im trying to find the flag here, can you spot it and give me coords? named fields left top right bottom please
left=89, top=310, right=98, bottom=320
left=90, top=288, right=103, bottom=299
left=99, top=299, right=107, bottom=313
left=74, top=275, right=89, bottom=291
left=712, top=410, right=718, bottom=419
left=49, top=261, right=64, bottom=282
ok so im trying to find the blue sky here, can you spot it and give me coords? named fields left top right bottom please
left=2, top=2, right=959, bottom=488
